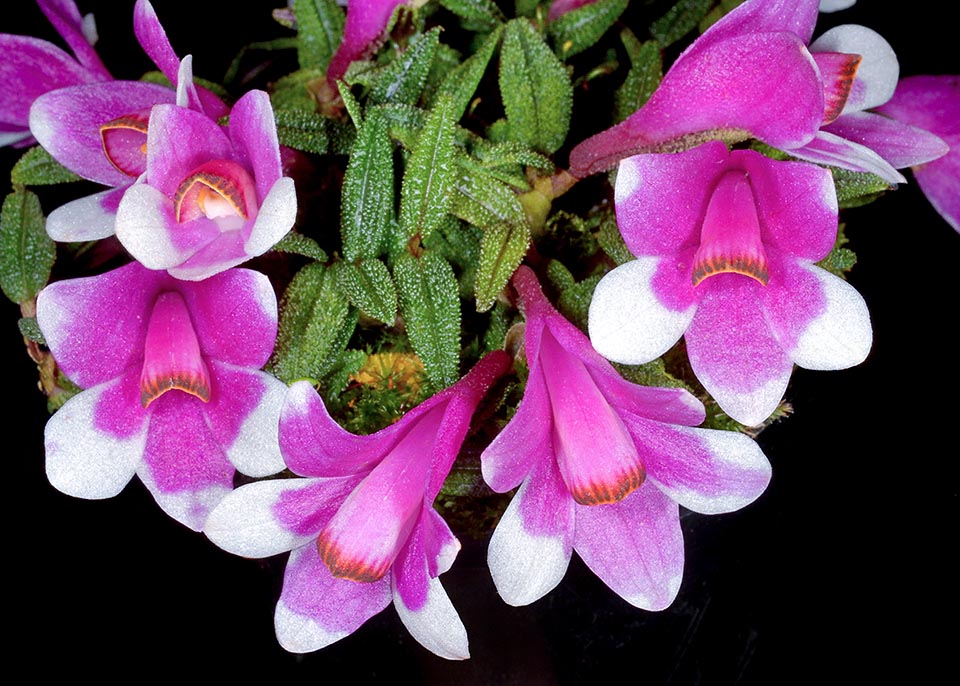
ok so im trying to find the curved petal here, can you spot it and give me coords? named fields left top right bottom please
left=422, top=507, right=460, bottom=577
left=37, top=0, right=111, bottom=78
left=588, top=258, right=695, bottom=365
left=810, top=25, right=898, bottom=113
left=29, top=81, right=175, bottom=186
left=632, top=422, right=772, bottom=515
left=326, top=0, right=408, bottom=83
left=36, top=262, right=163, bottom=387
left=275, top=544, right=393, bottom=653
left=487, top=458, right=574, bottom=607
left=874, top=75, right=960, bottom=139
left=573, top=485, right=684, bottom=611
left=44, top=379, right=146, bottom=499
left=686, top=275, right=793, bottom=426
left=145, top=103, right=234, bottom=196
left=164, top=229, right=248, bottom=281
left=243, top=177, right=297, bottom=257
left=913, top=150, right=960, bottom=233
left=229, top=90, right=283, bottom=199
left=204, top=478, right=334, bottom=558
left=824, top=111, right=949, bottom=169
left=787, top=129, right=905, bottom=184
left=45, top=186, right=126, bottom=242
left=693, top=0, right=820, bottom=47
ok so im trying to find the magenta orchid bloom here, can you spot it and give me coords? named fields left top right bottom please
left=568, top=0, right=827, bottom=177
left=326, top=0, right=410, bottom=84
left=26, top=0, right=229, bottom=242
left=205, top=352, right=511, bottom=659
left=480, top=266, right=771, bottom=610
left=588, top=141, right=872, bottom=426
left=0, top=0, right=110, bottom=148
left=874, top=75, right=960, bottom=232
left=114, top=89, right=297, bottom=281
left=37, top=262, right=287, bottom=531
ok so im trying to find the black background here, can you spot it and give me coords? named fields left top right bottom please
left=3, top=1, right=957, bottom=681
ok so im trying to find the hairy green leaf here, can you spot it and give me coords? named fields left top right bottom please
left=434, top=24, right=504, bottom=119
left=273, top=108, right=330, bottom=153
left=499, top=18, right=572, bottom=154
left=294, top=0, right=345, bottom=70
left=832, top=167, right=893, bottom=208
left=400, top=95, right=458, bottom=243
left=439, top=0, right=505, bottom=30
left=475, top=220, right=530, bottom=312
left=549, top=0, right=628, bottom=59
left=649, top=0, right=713, bottom=48
left=271, top=232, right=329, bottom=262
left=18, top=316, right=44, bottom=344
left=451, top=158, right=529, bottom=230
left=394, top=251, right=461, bottom=389
left=0, top=189, right=55, bottom=304
left=11, top=146, right=82, bottom=186
left=341, top=109, right=394, bottom=260
left=334, top=258, right=398, bottom=325
left=614, top=31, right=662, bottom=123
left=369, top=27, right=441, bottom=106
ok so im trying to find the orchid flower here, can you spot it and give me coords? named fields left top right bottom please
left=872, top=75, right=960, bottom=232
left=1, top=0, right=110, bottom=148
left=205, top=352, right=511, bottom=659
left=37, top=262, right=287, bottom=531
left=26, top=0, right=229, bottom=242
left=588, top=141, right=873, bottom=426
left=568, top=0, right=827, bottom=177
left=480, top=266, right=771, bottom=609
left=114, top=89, right=297, bottom=281
left=326, top=0, right=411, bottom=84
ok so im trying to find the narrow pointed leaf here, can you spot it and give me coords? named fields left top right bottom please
left=378, top=103, right=426, bottom=148
left=614, top=31, right=663, bottom=123
left=271, top=232, right=329, bottom=262
left=499, top=18, right=572, bottom=154
left=549, top=0, right=628, bottom=60
left=18, top=316, right=45, bottom=344
left=273, top=108, right=331, bottom=154
left=451, top=158, right=529, bottom=230
left=11, top=146, right=82, bottom=186
left=294, top=0, right=345, bottom=71
left=394, top=251, right=461, bottom=389
left=269, top=262, right=356, bottom=383
left=472, top=140, right=555, bottom=173
left=369, top=27, right=442, bottom=106
left=0, top=190, right=55, bottom=305
left=474, top=219, right=530, bottom=312
left=342, top=109, right=394, bottom=260
left=399, top=95, right=458, bottom=242
left=439, top=0, right=505, bottom=30
left=434, top=24, right=504, bottom=119
left=333, top=258, right=398, bottom=325
left=338, top=79, right=364, bottom=127
left=831, top=167, right=894, bottom=208
left=649, top=0, right=713, bottom=48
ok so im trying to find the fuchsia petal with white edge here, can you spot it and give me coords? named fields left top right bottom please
left=37, top=0, right=111, bottom=79
left=45, top=187, right=126, bottom=242
left=228, top=90, right=284, bottom=201
left=823, top=111, right=949, bottom=170
left=573, top=485, right=684, bottom=611
left=326, top=0, right=409, bottom=83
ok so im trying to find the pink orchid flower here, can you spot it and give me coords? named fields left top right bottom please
left=113, top=88, right=297, bottom=281
left=205, top=352, right=511, bottom=659
left=480, top=266, right=771, bottom=609
left=0, top=0, right=110, bottom=148
left=874, top=75, right=960, bottom=232
left=26, top=0, right=229, bottom=242
left=37, top=262, right=287, bottom=530
left=588, top=141, right=873, bottom=426
left=326, top=0, right=410, bottom=84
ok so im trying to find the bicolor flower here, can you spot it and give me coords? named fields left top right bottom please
left=588, top=141, right=873, bottom=426
left=568, top=0, right=827, bottom=177
left=27, top=0, right=229, bottom=242
left=326, top=0, right=411, bottom=84
left=874, top=75, right=960, bottom=232
left=204, top=352, right=511, bottom=659
left=481, top=266, right=771, bottom=610
left=114, top=89, right=297, bottom=281
left=37, top=262, right=287, bottom=531
left=1, top=0, right=110, bottom=148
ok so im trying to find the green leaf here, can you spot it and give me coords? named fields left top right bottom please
left=549, top=0, right=628, bottom=60
left=268, top=262, right=357, bottom=383
left=271, top=231, right=329, bottom=262
left=439, top=0, right=505, bottom=31
left=341, top=109, right=394, bottom=261
left=434, top=24, right=504, bottom=119
left=596, top=209, right=633, bottom=265
left=18, top=316, right=45, bottom=344
left=649, top=0, right=713, bottom=48
left=377, top=102, right=426, bottom=148
left=272, top=108, right=330, bottom=154
left=831, top=167, right=893, bottom=208
left=11, top=146, right=82, bottom=186
left=474, top=220, right=530, bottom=312
left=294, top=0, right=345, bottom=71
left=816, top=223, right=857, bottom=277
left=423, top=216, right=483, bottom=297
left=499, top=18, right=573, bottom=154
left=369, top=27, right=441, bottom=106
left=271, top=68, right=328, bottom=111
left=394, top=251, right=461, bottom=389
left=399, top=95, right=458, bottom=243
left=333, top=258, right=398, bottom=325
left=471, top=139, right=555, bottom=173
left=337, top=79, right=364, bottom=127
left=0, top=189, right=55, bottom=305
left=614, top=31, right=662, bottom=123
left=450, top=157, right=529, bottom=230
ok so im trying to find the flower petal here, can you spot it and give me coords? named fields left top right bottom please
left=326, top=0, right=408, bottom=83
left=786, top=130, right=906, bottom=185
left=694, top=0, right=820, bottom=46
left=243, top=176, right=298, bottom=258
left=44, top=379, right=146, bottom=499
left=588, top=257, right=695, bottom=365
left=275, top=544, right=393, bottom=654
left=37, top=0, right=111, bottom=78
left=45, top=186, right=126, bottom=242
left=573, top=485, right=684, bottom=611
left=487, top=457, right=574, bottom=606
left=913, top=150, right=960, bottom=233
left=228, top=89, right=284, bottom=200
left=810, top=25, right=899, bottom=113
left=685, top=275, right=793, bottom=426
left=823, top=111, right=949, bottom=169
left=115, top=183, right=206, bottom=270
left=145, top=103, right=234, bottom=197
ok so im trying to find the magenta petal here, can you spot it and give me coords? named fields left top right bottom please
left=228, top=90, right=283, bottom=201
left=326, top=0, right=407, bottom=83
left=824, top=111, right=949, bottom=169
left=913, top=150, right=960, bottom=232
left=693, top=0, right=820, bottom=47
left=145, top=104, right=235, bottom=196
left=272, top=476, right=365, bottom=539
left=874, top=75, right=960, bottom=139
left=573, top=485, right=684, bottom=611
left=37, top=0, right=110, bottom=79
left=686, top=275, right=793, bottom=426
left=140, top=292, right=211, bottom=408
left=275, top=544, right=393, bottom=654
left=809, top=25, right=899, bottom=113
left=568, top=32, right=822, bottom=176
left=788, top=130, right=906, bottom=184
